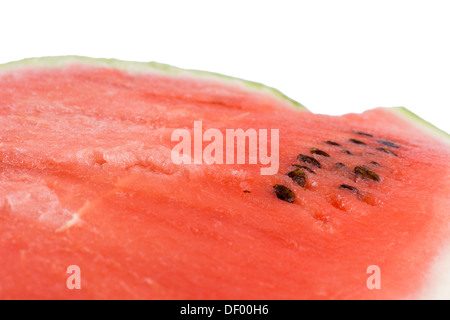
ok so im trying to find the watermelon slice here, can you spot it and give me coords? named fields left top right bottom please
left=0, top=56, right=449, bottom=300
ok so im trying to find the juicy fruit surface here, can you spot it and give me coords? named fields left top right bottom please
left=0, top=62, right=449, bottom=299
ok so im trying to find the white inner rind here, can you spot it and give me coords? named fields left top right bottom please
left=419, top=244, right=450, bottom=299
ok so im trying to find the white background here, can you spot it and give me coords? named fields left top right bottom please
left=1, top=0, right=449, bottom=133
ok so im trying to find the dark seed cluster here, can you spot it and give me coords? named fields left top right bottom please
left=273, top=130, right=402, bottom=205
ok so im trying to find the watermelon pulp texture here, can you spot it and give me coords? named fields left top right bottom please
left=0, top=57, right=449, bottom=299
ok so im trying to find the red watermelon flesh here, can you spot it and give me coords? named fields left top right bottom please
left=0, top=57, right=449, bottom=299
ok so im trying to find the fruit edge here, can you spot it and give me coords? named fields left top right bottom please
left=0, top=55, right=307, bottom=112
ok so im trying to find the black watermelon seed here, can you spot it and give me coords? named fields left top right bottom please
left=353, top=166, right=380, bottom=182
left=378, top=140, right=400, bottom=149
left=349, top=138, right=366, bottom=145
left=273, top=184, right=295, bottom=203
left=326, top=140, right=341, bottom=146
left=339, top=184, right=359, bottom=193
left=370, top=161, right=381, bottom=166
left=292, top=164, right=316, bottom=174
left=297, top=154, right=321, bottom=168
left=376, top=147, right=398, bottom=157
left=311, top=147, right=330, bottom=157
left=287, top=168, right=306, bottom=187
left=243, top=190, right=251, bottom=193
left=342, top=150, right=353, bottom=155
left=353, top=131, right=374, bottom=137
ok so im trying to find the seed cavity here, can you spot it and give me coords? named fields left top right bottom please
left=353, top=166, right=380, bottom=182
left=342, top=150, right=353, bottom=155
left=335, top=163, right=355, bottom=180
left=359, top=192, right=378, bottom=206
left=297, top=154, right=321, bottom=168
left=376, top=147, right=398, bottom=157
left=325, top=141, right=340, bottom=146
left=353, top=131, right=374, bottom=137
left=311, top=147, right=330, bottom=157
left=349, top=138, right=366, bottom=145
left=378, top=140, right=399, bottom=149
left=93, top=150, right=107, bottom=165
left=292, top=164, right=315, bottom=174
left=287, top=168, right=306, bottom=187
left=335, top=162, right=347, bottom=169
left=361, top=152, right=376, bottom=156
left=273, top=184, right=295, bottom=203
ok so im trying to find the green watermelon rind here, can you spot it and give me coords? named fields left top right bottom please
left=1, top=56, right=448, bottom=143
left=388, top=107, right=450, bottom=144
left=0, top=55, right=307, bottom=112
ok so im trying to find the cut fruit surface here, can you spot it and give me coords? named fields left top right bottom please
left=0, top=56, right=449, bottom=299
